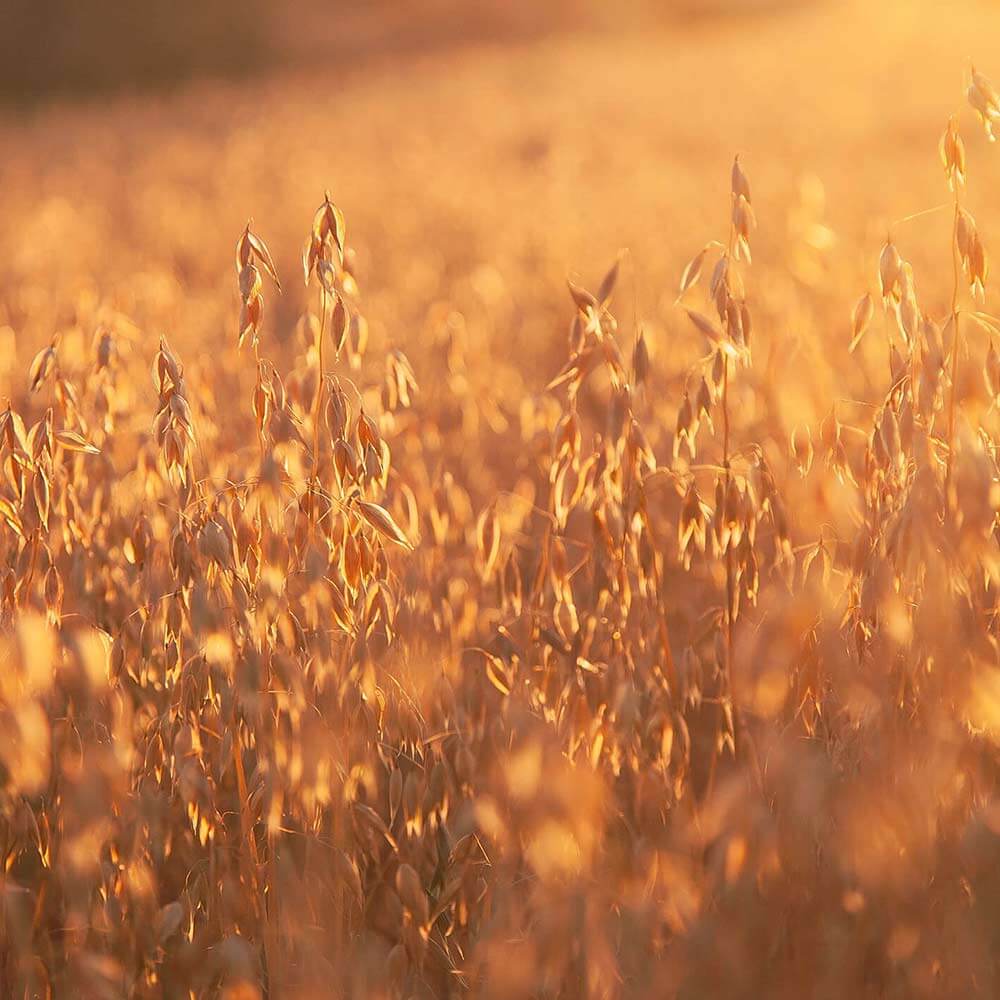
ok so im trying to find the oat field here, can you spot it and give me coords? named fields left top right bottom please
left=6, top=1, right=1000, bottom=997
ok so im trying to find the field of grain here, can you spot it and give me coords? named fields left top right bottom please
left=5, top=1, right=1000, bottom=997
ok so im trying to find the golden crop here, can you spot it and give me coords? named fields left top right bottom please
left=3, top=2, right=1000, bottom=997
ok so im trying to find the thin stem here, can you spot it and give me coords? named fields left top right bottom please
left=312, top=286, right=327, bottom=482
left=722, top=218, right=736, bottom=697
left=722, top=353, right=735, bottom=688
left=252, top=340, right=265, bottom=467
left=884, top=300, right=893, bottom=382
left=944, top=194, right=962, bottom=510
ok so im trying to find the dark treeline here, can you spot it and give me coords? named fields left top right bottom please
left=0, top=0, right=274, bottom=101
left=0, top=0, right=810, bottom=103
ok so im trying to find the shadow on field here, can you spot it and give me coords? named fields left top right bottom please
left=0, top=0, right=817, bottom=105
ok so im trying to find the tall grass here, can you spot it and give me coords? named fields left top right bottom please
left=3, top=49, right=1000, bottom=1000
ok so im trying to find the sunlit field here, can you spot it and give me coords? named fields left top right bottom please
left=6, top=1, right=1000, bottom=996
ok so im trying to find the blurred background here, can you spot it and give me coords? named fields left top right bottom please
left=0, top=0, right=997, bottom=405
left=0, top=0, right=810, bottom=99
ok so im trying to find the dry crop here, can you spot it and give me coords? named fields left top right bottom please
left=5, top=11, right=1000, bottom=998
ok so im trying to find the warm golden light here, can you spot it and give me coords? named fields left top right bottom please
left=2, top=1, right=1000, bottom=997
